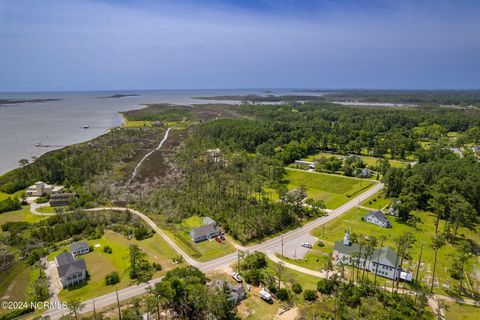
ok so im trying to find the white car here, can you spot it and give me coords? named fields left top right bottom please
left=231, top=272, right=243, bottom=283
left=259, top=289, right=273, bottom=303
left=301, top=242, right=313, bottom=249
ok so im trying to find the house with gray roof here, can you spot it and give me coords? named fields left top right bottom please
left=208, top=280, right=246, bottom=304
left=190, top=223, right=220, bottom=243
left=70, top=241, right=90, bottom=256
left=333, top=231, right=409, bottom=281
left=363, top=210, right=391, bottom=228
left=55, top=251, right=87, bottom=288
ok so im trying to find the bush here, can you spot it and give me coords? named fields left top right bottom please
left=134, top=225, right=152, bottom=240
left=152, top=262, right=162, bottom=271
left=244, top=269, right=263, bottom=286
left=303, top=289, right=317, bottom=301
left=105, top=272, right=120, bottom=285
left=292, top=283, right=303, bottom=294
left=317, top=279, right=336, bottom=294
left=317, top=241, right=324, bottom=247
left=103, top=245, right=113, bottom=254
left=276, top=288, right=289, bottom=301
left=35, top=196, right=49, bottom=204
left=0, top=198, right=21, bottom=214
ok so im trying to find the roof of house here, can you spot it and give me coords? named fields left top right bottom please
left=334, top=241, right=399, bottom=267
left=57, top=259, right=86, bottom=278
left=190, top=223, right=218, bottom=238
left=56, top=251, right=86, bottom=278
left=208, top=280, right=246, bottom=302
left=70, top=241, right=89, bottom=252
left=365, top=210, right=389, bottom=224
left=51, top=193, right=76, bottom=199
left=371, top=246, right=399, bottom=267
left=56, top=251, right=76, bottom=266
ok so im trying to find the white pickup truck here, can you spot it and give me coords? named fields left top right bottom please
left=259, top=289, right=273, bottom=304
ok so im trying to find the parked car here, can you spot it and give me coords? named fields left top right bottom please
left=231, top=272, right=243, bottom=283
left=259, top=289, right=273, bottom=304
left=301, top=242, right=313, bottom=249
left=215, top=237, right=222, bottom=243
left=220, top=235, right=225, bottom=240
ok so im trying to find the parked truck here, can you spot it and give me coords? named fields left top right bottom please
left=259, top=289, right=273, bottom=304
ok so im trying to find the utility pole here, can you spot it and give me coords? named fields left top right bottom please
left=116, top=288, right=122, bottom=320
left=237, top=250, right=240, bottom=272
left=322, top=225, right=325, bottom=238
left=93, top=299, right=97, bottom=320
left=281, top=235, right=284, bottom=258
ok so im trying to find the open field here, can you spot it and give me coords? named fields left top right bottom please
left=283, top=168, right=377, bottom=209
left=48, top=231, right=182, bottom=301
left=360, top=192, right=391, bottom=210
left=0, top=190, right=24, bottom=202
left=309, top=207, right=479, bottom=297
left=0, top=205, right=48, bottom=226
left=163, top=216, right=235, bottom=262
left=0, top=263, right=35, bottom=315
left=303, top=152, right=410, bottom=168
left=277, top=250, right=329, bottom=273
left=37, top=205, right=67, bottom=214
left=446, top=302, right=480, bottom=320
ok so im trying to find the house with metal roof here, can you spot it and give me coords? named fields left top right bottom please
left=55, top=251, right=87, bottom=288
left=363, top=210, right=391, bottom=228
left=70, top=241, right=90, bottom=256
left=50, top=193, right=76, bottom=207
left=190, top=223, right=220, bottom=243
left=332, top=231, right=410, bottom=281
left=208, top=280, right=246, bottom=304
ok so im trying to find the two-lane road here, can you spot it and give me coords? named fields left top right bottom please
left=44, top=182, right=383, bottom=319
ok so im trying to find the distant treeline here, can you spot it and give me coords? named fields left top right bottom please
left=121, top=104, right=192, bottom=122
left=193, top=94, right=324, bottom=102
left=321, top=89, right=480, bottom=106
left=0, top=98, right=61, bottom=106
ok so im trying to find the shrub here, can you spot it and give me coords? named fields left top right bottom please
left=134, top=225, right=152, bottom=240
left=276, top=288, right=289, bottom=301
left=292, top=283, right=303, bottom=294
left=303, top=289, right=317, bottom=301
left=35, top=196, right=49, bottom=204
left=0, top=198, right=21, bottom=214
left=317, top=279, right=336, bottom=294
left=317, top=241, right=324, bottom=247
left=105, top=272, right=120, bottom=285
left=103, top=245, right=112, bottom=254
left=152, top=262, right=162, bottom=271
left=244, top=269, right=263, bottom=286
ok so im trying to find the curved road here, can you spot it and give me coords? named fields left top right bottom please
left=44, top=182, right=384, bottom=319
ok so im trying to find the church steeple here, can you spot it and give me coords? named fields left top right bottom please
left=343, top=229, right=351, bottom=246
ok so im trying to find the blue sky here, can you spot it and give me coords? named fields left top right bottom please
left=0, top=0, right=479, bottom=91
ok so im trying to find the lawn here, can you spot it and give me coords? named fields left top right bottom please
left=283, top=168, right=377, bottom=209
left=446, top=302, right=480, bottom=320
left=163, top=215, right=236, bottom=262
left=0, top=263, right=32, bottom=314
left=360, top=192, right=391, bottom=210
left=309, top=207, right=480, bottom=297
left=276, top=250, right=329, bottom=273
left=0, top=205, right=48, bottom=226
left=303, top=152, right=409, bottom=168
left=52, top=230, right=182, bottom=301
left=0, top=190, right=24, bottom=202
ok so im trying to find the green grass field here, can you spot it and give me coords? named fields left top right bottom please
left=0, top=263, right=32, bottom=314
left=0, top=191, right=24, bottom=202
left=51, top=231, right=182, bottom=301
left=309, top=207, right=479, bottom=297
left=303, top=152, right=409, bottom=168
left=446, top=302, right=480, bottom=320
left=163, top=216, right=235, bottom=262
left=0, top=205, right=48, bottom=226
left=283, top=168, right=377, bottom=209
left=277, top=250, right=329, bottom=273
left=360, top=192, right=391, bottom=210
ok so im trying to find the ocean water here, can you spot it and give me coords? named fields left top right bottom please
left=0, top=89, right=300, bottom=175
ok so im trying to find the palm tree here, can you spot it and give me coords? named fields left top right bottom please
left=430, top=234, right=446, bottom=293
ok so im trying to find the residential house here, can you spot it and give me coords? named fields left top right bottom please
left=26, top=181, right=64, bottom=197
left=293, top=160, right=316, bottom=169
left=50, top=193, right=76, bottom=207
left=206, top=148, right=222, bottom=163
left=363, top=210, right=391, bottom=228
left=472, top=146, right=480, bottom=153
left=70, top=241, right=90, bottom=256
left=208, top=280, right=246, bottom=304
left=190, top=223, right=220, bottom=243
left=333, top=231, right=411, bottom=281
left=55, top=251, right=87, bottom=288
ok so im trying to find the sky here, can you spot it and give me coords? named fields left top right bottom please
left=0, top=0, right=479, bottom=91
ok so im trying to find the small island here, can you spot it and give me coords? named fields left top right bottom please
left=0, top=98, right=61, bottom=106
left=97, top=94, right=140, bottom=99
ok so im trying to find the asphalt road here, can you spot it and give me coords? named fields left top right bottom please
left=44, top=182, right=384, bottom=319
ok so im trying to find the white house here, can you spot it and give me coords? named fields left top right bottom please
left=26, top=181, right=64, bottom=197
left=333, top=231, right=411, bottom=281
left=55, top=251, right=87, bottom=288
left=363, top=210, right=391, bottom=228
